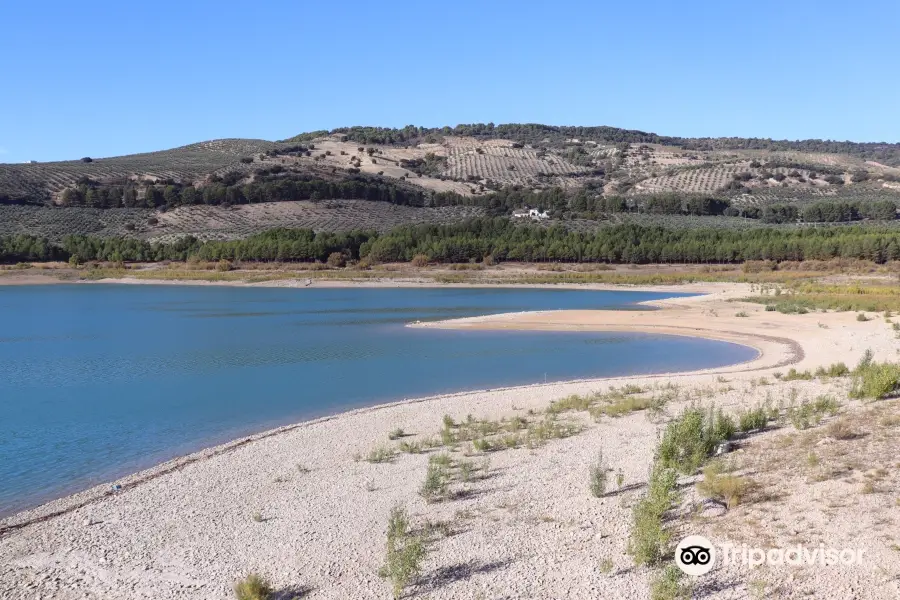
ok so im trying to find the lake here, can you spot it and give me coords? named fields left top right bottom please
left=0, top=285, right=756, bottom=516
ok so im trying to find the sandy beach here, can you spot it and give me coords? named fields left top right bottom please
left=1, top=283, right=898, bottom=599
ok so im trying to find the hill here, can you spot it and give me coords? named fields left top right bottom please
left=2, top=124, right=900, bottom=242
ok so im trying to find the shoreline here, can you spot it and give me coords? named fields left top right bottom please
left=0, top=270, right=727, bottom=294
left=0, top=284, right=781, bottom=528
left=3, top=282, right=897, bottom=599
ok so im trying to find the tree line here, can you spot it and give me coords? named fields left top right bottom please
left=730, top=199, right=898, bottom=224
left=5, top=220, right=900, bottom=265
left=57, top=173, right=466, bottom=209
left=284, top=123, right=900, bottom=165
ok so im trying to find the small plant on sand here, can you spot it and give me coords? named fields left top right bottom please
left=599, top=558, right=614, bottom=574
left=251, top=512, right=263, bottom=523
left=735, top=311, right=749, bottom=317
left=388, top=428, right=405, bottom=440
left=589, top=451, right=609, bottom=497
left=857, top=312, right=871, bottom=322
left=814, top=362, right=850, bottom=378
left=788, top=396, right=840, bottom=430
left=234, top=573, right=273, bottom=600
left=696, top=460, right=749, bottom=508
left=420, top=455, right=450, bottom=502
left=380, top=506, right=425, bottom=599
left=616, top=470, right=625, bottom=489
left=458, top=459, right=475, bottom=482
left=826, top=418, right=857, bottom=440
left=782, top=368, right=813, bottom=381
left=650, top=565, right=691, bottom=600
left=367, top=445, right=396, bottom=463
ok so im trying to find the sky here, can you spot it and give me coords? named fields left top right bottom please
left=1, top=0, right=898, bottom=163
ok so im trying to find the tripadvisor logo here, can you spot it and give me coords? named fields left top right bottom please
left=674, top=535, right=867, bottom=575
left=675, top=535, right=716, bottom=576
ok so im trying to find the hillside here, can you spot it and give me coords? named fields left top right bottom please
left=2, top=124, right=900, bottom=242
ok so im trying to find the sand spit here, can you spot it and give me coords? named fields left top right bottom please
left=1, top=284, right=898, bottom=599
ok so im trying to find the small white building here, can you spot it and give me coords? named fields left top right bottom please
left=513, top=208, right=550, bottom=220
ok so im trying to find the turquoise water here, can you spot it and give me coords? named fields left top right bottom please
left=0, top=285, right=756, bottom=516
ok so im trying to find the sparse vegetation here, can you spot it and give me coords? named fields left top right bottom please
left=787, top=396, right=840, bottom=430
left=234, top=573, right=272, bottom=600
left=589, top=451, right=609, bottom=498
left=366, top=445, right=396, bottom=463
left=696, top=460, right=749, bottom=508
left=629, top=464, right=679, bottom=565
left=650, top=565, right=691, bottom=600
left=380, top=506, right=425, bottom=599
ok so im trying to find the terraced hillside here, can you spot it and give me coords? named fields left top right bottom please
left=0, top=202, right=485, bottom=242
left=3, top=124, right=900, bottom=241
left=0, top=140, right=279, bottom=203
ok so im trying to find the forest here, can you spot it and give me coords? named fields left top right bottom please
left=4, top=220, right=900, bottom=266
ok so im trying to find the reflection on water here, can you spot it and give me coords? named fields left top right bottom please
left=0, top=285, right=755, bottom=516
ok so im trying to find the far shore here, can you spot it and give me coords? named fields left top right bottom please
left=0, top=269, right=732, bottom=295
left=2, top=282, right=898, bottom=599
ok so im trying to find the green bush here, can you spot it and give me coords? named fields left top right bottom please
left=628, top=464, right=679, bottom=566
left=380, top=506, right=425, bottom=599
left=815, top=362, right=849, bottom=378
left=658, top=406, right=734, bottom=474
left=850, top=362, right=900, bottom=400
left=788, top=396, right=840, bottom=429
left=650, top=565, right=691, bottom=600
left=234, top=574, right=272, bottom=600
left=419, top=454, right=450, bottom=502
left=737, top=405, right=770, bottom=432
left=783, top=368, right=813, bottom=381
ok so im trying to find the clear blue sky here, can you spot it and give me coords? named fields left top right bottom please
left=2, top=0, right=898, bottom=163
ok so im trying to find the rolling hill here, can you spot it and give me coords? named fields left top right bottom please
left=2, top=124, right=900, bottom=242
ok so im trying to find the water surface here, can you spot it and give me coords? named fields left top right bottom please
left=0, top=285, right=756, bottom=516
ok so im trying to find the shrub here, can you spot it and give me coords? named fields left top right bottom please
left=326, top=252, right=346, bottom=268
left=696, top=461, right=748, bottom=508
left=857, top=313, right=870, bottom=322
left=388, top=428, right=404, bottom=440
left=380, top=506, right=425, bottom=599
left=788, top=396, right=840, bottom=430
left=628, top=464, right=679, bottom=565
left=589, top=451, right=608, bottom=498
left=783, top=368, right=813, bottom=381
left=850, top=362, right=900, bottom=400
left=815, top=362, right=849, bottom=378
left=737, top=405, right=769, bottom=432
left=650, top=565, right=691, bottom=600
left=410, top=254, right=429, bottom=267
left=827, top=418, right=857, bottom=440
left=216, top=259, right=233, bottom=272
left=234, top=573, right=272, bottom=600
left=366, top=445, right=396, bottom=463
left=658, top=406, right=733, bottom=474
left=420, top=461, right=448, bottom=502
